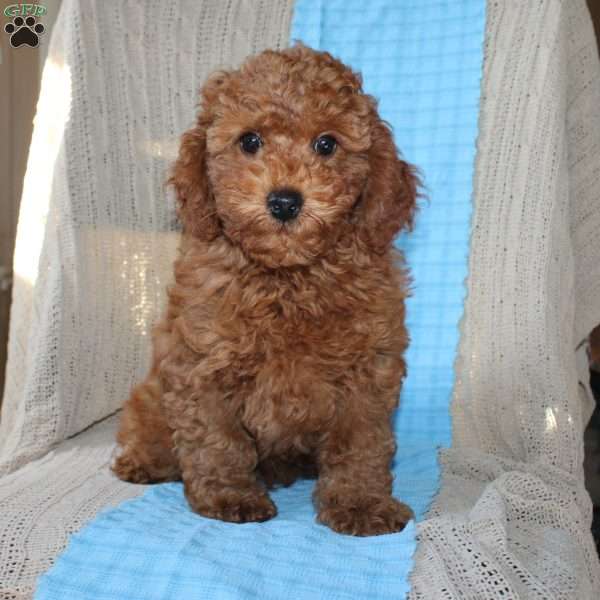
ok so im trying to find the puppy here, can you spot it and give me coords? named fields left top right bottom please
left=113, top=45, right=419, bottom=536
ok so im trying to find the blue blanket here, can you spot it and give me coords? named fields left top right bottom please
left=34, top=1, right=485, bottom=598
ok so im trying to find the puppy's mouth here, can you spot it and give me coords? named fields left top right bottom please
left=224, top=213, right=324, bottom=268
left=272, top=218, right=301, bottom=234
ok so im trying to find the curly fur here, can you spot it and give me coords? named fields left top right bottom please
left=113, top=45, right=419, bottom=536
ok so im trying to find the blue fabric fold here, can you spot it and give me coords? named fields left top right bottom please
left=35, top=1, right=485, bottom=598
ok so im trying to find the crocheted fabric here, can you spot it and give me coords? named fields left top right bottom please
left=0, top=417, right=141, bottom=600
left=2, top=0, right=600, bottom=598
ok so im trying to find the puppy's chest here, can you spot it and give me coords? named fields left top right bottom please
left=175, top=262, right=397, bottom=436
left=232, top=302, right=356, bottom=439
left=202, top=279, right=375, bottom=430
left=223, top=284, right=369, bottom=378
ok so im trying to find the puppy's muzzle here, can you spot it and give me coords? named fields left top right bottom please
left=267, top=188, right=303, bottom=223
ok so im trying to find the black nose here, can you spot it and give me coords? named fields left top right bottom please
left=267, top=188, right=303, bottom=222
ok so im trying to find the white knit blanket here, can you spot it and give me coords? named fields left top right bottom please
left=1, top=0, right=600, bottom=598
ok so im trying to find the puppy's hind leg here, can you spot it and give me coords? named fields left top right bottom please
left=112, top=374, right=180, bottom=484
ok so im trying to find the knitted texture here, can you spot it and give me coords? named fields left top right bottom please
left=0, top=0, right=294, bottom=476
left=0, top=416, right=142, bottom=600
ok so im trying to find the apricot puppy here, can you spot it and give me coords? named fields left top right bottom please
left=113, top=44, right=418, bottom=536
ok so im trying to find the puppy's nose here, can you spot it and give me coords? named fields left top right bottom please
left=267, top=188, right=303, bottom=222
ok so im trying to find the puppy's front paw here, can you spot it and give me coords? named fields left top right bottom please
left=318, top=495, right=413, bottom=536
left=186, top=486, right=277, bottom=523
left=112, top=450, right=179, bottom=484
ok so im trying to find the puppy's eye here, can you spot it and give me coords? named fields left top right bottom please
left=239, top=132, right=263, bottom=154
left=313, top=135, right=337, bottom=156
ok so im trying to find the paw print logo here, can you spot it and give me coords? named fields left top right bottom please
left=4, top=15, right=45, bottom=48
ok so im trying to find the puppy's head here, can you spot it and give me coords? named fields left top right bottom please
left=170, top=45, right=418, bottom=267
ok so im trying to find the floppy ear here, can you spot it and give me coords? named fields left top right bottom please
left=169, top=121, right=219, bottom=240
left=355, top=121, right=419, bottom=254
